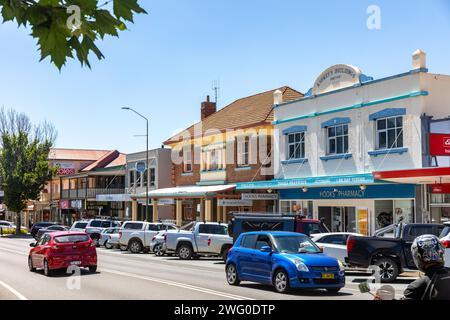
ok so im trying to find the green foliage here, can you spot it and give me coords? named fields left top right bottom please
left=0, top=0, right=147, bottom=69
left=0, top=109, right=57, bottom=225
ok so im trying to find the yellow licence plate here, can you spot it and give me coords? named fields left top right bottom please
left=322, top=273, right=335, bottom=279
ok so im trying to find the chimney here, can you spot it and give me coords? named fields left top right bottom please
left=412, top=49, right=427, bottom=70
left=201, top=95, right=216, bottom=120
left=273, top=90, right=283, bottom=105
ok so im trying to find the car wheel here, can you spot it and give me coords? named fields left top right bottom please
left=28, top=256, right=36, bottom=272
left=178, top=244, right=193, bottom=260
left=154, top=243, right=165, bottom=256
left=374, top=258, right=399, bottom=283
left=105, top=241, right=113, bottom=250
left=226, top=264, right=240, bottom=286
left=273, top=269, right=290, bottom=294
left=43, top=259, right=52, bottom=277
left=129, top=240, right=143, bottom=254
left=89, top=266, right=97, bottom=273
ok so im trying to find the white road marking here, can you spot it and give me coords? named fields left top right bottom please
left=101, top=268, right=254, bottom=301
left=0, top=246, right=28, bottom=256
left=0, top=280, right=28, bottom=300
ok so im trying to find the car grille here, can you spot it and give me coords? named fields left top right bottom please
left=313, top=279, right=341, bottom=285
left=310, top=266, right=338, bottom=272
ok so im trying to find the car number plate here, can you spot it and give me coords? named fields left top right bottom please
left=322, top=273, right=335, bottom=279
left=70, top=261, right=81, bottom=266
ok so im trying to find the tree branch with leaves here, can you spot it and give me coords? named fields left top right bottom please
left=0, top=0, right=147, bottom=69
left=0, top=108, right=57, bottom=234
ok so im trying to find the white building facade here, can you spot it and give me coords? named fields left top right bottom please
left=237, top=50, right=450, bottom=235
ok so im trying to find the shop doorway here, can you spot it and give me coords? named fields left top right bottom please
left=318, top=206, right=356, bottom=233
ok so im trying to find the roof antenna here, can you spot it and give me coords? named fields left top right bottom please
left=212, top=80, right=220, bottom=105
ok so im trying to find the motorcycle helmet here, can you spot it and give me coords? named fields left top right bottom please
left=411, top=235, right=445, bottom=271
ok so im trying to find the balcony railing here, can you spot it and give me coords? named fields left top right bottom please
left=61, top=188, right=125, bottom=199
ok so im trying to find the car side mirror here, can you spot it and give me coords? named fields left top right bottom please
left=318, top=246, right=324, bottom=252
left=260, top=246, right=272, bottom=253
left=29, top=243, right=36, bottom=247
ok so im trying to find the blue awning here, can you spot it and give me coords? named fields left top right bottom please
left=236, top=173, right=375, bottom=190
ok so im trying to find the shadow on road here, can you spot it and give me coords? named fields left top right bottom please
left=33, top=269, right=100, bottom=278
left=350, top=277, right=415, bottom=285
left=239, top=283, right=353, bottom=297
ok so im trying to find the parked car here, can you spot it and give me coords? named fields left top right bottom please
left=226, top=231, right=345, bottom=294
left=150, top=230, right=177, bottom=256
left=99, top=227, right=121, bottom=249
left=0, top=220, right=15, bottom=228
left=28, top=231, right=97, bottom=276
left=30, top=222, right=58, bottom=239
left=229, top=213, right=330, bottom=242
left=70, top=221, right=89, bottom=232
left=85, top=219, right=122, bottom=245
left=346, top=221, right=445, bottom=283
left=164, top=222, right=233, bottom=260
left=36, top=225, right=69, bottom=240
left=119, top=221, right=178, bottom=253
left=311, top=232, right=362, bottom=265
left=440, top=222, right=450, bottom=268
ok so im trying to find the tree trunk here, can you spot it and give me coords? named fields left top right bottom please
left=16, top=213, right=21, bottom=235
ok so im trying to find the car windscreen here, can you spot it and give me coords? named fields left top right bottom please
left=273, top=235, right=321, bottom=254
left=89, top=221, right=104, bottom=228
left=74, top=222, right=88, bottom=229
left=54, top=234, right=90, bottom=244
left=440, top=226, right=450, bottom=238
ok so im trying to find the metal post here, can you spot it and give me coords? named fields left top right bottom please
left=146, top=118, right=149, bottom=222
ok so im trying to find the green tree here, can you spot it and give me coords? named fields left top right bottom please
left=0, top=109, right=57, bottom=234
left=0, top=0, right=147, bottom=69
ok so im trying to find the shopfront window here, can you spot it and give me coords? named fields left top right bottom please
left=327, top=124, right=348, bottom=155
left=280, top=200, right=313, bottom=218
left=375, top=199, right=414, bottom=230
left=376, top=116, right=403, bottom=149
left=287, top=132, right=305, bottom=160
left=149, top=168, right=156, bottom=187
left=183, top=146, right=193, bottom=173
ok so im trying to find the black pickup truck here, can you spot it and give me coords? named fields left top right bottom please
left=346, top=222, right=445, bottom=283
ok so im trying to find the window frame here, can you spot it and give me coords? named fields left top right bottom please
left=286, top=131, right=305, bottom=160
left=375, top=116, right=404, bottom=150
left=237, top=136, right=250, bottom=167
left=326, top=124, right=349, bottom=155
left=183, top=146, right=193, bottom=173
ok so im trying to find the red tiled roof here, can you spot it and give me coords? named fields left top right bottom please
left=49, top=148, right=110, bottom=161
left=81, top=150, right=124, bottom=172
left=164, top=86, right=303, bottom=144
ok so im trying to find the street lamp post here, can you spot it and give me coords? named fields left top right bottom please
left=122, top=107, right=150, bottom=222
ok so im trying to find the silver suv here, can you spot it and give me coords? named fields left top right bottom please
left=85, top=219, right=122, bottom=245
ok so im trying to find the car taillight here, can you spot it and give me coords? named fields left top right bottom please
left=347, top=237, right=356, bottom=253
left=163, top=234, right=167, bottom=243
left=109, top=236, right=112, bottom=240
left=119, top=230, right=122, bottom=239
left=441, top=240, right=450, bottom=248
left=90, top=241, right=96, bottom=247
left=151, top=236, right=156, bottom=242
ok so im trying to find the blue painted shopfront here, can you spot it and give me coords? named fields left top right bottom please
left=280, top=184, right=416, bottom=200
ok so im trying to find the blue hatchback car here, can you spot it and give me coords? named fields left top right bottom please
left=226, top=231, right=346, bottom=294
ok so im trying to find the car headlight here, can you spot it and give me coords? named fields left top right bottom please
left=338, top=260, right=345, bottom=271
left=295, top=260, right=309, bottom=272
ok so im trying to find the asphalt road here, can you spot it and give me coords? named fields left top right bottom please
left=0, top=236, right=416, bottom=300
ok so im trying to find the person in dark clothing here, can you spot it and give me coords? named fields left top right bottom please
left=374, top=234, right=449, bottom=300
left=375, top=234, right=449, bottom=300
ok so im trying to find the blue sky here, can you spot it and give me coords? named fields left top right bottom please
left=1, top=0, right=450, bottom=153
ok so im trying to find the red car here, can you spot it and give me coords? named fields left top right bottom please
left=28, top=231, right=97, bottom=276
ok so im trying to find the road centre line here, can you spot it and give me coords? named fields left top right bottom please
left=0, top=280, right=28, bottom=300
left=101, top=268, right=254, bottom=301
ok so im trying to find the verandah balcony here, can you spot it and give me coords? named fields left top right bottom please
left=61, top=188, right=125, bottom=200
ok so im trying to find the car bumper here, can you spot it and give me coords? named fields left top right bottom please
left=290, top=271, right=346, bottom=289
left=47, top=255, right=97, bottom=270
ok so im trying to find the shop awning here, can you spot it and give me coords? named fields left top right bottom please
left=236, top=174, right=375, bottom=190
left=134, top=184, right=237, bottom=198
left=373, top=167, right=450, bottom=185
left=96, top=194, right=132, bottom=202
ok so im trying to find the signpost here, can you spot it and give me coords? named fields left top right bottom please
left=136, top=161, right=147, bottom=173
left=218, top=199, right=253, bottom=207
left=241, top=193, right=278, bottom=201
